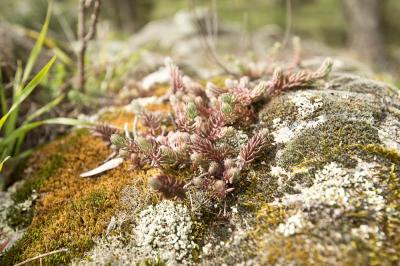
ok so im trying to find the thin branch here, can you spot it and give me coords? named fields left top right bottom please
left=84, top=0, right=101, bottom=42
left=77, top=0, right=101, bottom=91
left=187, top=0, right=236, bottom=75
left=282, top=0, right=292, bottom=49
left=14, top=248, right=68, bottom=266
left=77, top=0, right=86, bottom=91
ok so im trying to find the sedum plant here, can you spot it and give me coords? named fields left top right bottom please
left=87, top=57, right=333, bottom=199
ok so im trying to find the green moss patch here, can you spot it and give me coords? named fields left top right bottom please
left=280, top=117, right=381, bottom=170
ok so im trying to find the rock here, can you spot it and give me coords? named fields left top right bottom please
left=0, top=58, right=399, bottom=266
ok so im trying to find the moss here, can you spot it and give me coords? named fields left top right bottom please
left=98, top=102, right=172, bottom=132
left=260, top=235, right=325, bottom=265
left=258, top=96, right=299, bottom=129
left=238, top=169, right=270, bottom=212
left=0, top=129, right=149, bottom=265
left=0, top=113, right=167, bottom=265
left=6, top=136, right=70, bottom=230
left=356, top=144, right=400, bottom=164
left=0, top=228, right=41, bottom=265
left=6, top=204, right=34, bottom=230
left=190, top=220, right=205, bottom=262
left=197, top=75, right=232, bottom=89
left=150, top=84, right=169, bottom=97
left=145, top=102, right=171, bottom=113
left=140, top=257, right=167, bottom=266
left=252, top=204, right=287, bottom=238
left=11, top=154, right=63, bottom=204
left=99, top=109, right=135, bottom=127
left=312, top=96, right=383, bottom=122
left=280, top=117, right=381, bottom=171
left=364, top=163, right=400, bottom=265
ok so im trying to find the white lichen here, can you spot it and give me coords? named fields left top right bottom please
left=290, top=93, right=323, bottom=119
left=351, top=224, right=385, bottom=243
left=277, top=161, right=385, bottom=213
left=134, top=201, right=197, bottom=264
left=272, top=115, right=326, bottom=144
left=277, top=211, right=311, bottom=237
left=77, top=200, right=196, bottom=266
left=378, top=114, right=400, bottom=151
left=0, top=181, right=31, bottom=253
left=271, top=160, right=388, bottom=251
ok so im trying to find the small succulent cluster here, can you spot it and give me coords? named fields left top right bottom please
left=92, top=58, right=332, bottom=199
left=92, top=124, right=120, bottom=144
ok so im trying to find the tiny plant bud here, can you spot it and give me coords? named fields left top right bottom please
left=110, top=134, right=127, bottom=149
left=208, top=161, right=221, bottom=176
left=192, top=176, right=205, bottom=188
left=186, top=102, right=198, bottom=120
left=221, top=103, right=233, bottom=116
left=224, top=167, right=241, bottom=184
left=224, top=159, right=236, bottom=169
left=213, top=180, right=225, bottom=193
left=137, top=137, right=151, bottom=152
left=251, top=81, right=268, bottom=101
left=219, top=93, right=235, bottom=105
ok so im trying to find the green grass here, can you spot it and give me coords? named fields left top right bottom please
left=0, top=1, right=92, bottom=181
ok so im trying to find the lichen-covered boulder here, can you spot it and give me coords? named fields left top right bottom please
left=0, top=62, right=399, bottom=265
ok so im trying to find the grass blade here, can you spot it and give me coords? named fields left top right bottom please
left=14, top=94, right=65, bottom=154
left=22, top=0, right=53, bottom=83
left=0, top=118, right=94, bottom=147
left=26, top=94, right=64, bottom=123
left=0, top=71, right=7, bottom=116
left=0, top=56, right=57, bottom=130
left=4, top=63, right=23, bottom=137
left=0, top=156, right=10, bottom=173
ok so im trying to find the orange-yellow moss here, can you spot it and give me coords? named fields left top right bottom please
left=99, top=109, right=136, bottom=128
left=151, top=84, right=169, bottom=97
left=1, top=130, right=161, bottom=265
left=199, top=75, right=232, bottom=89
left=145, top=102, right=171, bottom=113
left=98, top=102, right=172, bottom=133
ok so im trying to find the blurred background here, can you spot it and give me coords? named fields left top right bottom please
left=1, top=0, right=399, bottom=71
left=0, top=0, right=399, bottom=187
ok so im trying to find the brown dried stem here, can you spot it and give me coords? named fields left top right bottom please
left=77, top=0, right=101, bottom=91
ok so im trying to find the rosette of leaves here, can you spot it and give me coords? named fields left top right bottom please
left=87, top=58, right=332, bottom=199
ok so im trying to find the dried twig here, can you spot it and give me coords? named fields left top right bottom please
left=77, top=0, right=101, bottom=91
left=14, top=248, right=68, bottom=266
left=187, top=0, right=236, bottom=75
left=282, top=0, right=292, bottom=49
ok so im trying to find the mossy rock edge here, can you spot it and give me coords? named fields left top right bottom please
left=1, top=71, right=400, bottom=265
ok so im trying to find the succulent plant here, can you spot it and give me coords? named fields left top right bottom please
left=88, top=57, right=332, bottom=199
left=92, top=124, right=120, bottom=144
left=148, top=174, right=186, bottom=199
